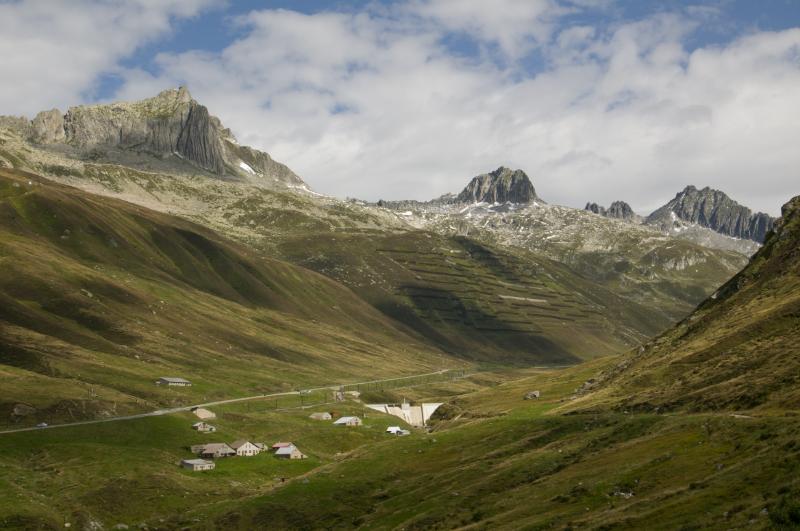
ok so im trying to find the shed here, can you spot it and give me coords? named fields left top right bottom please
left=181, top=459, right=215, bottom=471
left=274, top=445, right=307, bottom=460
left=333, top=416, right=362, bottom=427
left=192, top=422, right=216, bottom=433
left=198, top=443, right=236, bottom=458
left=524, top=390, right=541, bottom=400
left=156, top=377, right=191, bottom=387
left=230, top=440, right=261, bottom=456
left=309, top=412, right=332, bottom=420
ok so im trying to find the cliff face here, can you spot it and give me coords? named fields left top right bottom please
left=585, top=200, right=636, bottom=221
left=1, top=87, right=305, bottom=186
left=456, top=167, right=540, bottom=204
left=647, top=186, right=775, bottom=243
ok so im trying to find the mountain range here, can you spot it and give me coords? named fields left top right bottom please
left=0, top=88, right=797, bottom=530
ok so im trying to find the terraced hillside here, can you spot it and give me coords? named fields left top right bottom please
left=405, top=201, right=751, bottom=325
left=279, top=230, right=668, bottom=364
left=0, top=167, right=451, bottom=427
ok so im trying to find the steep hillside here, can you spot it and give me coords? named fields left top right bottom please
left=0, top=132, right=676, bottom=361
left=0, top=167, right=451, bottom=426
left=575, top=194, right=800, bottom=412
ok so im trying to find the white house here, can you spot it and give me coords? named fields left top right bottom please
left=386, top=426, right=411, bottom=436
left=156, top=377, right=191, bottom=387
left=333, top=416, right=363, bottom=427
left=230, top=440, right=261, bottom=457
left=192, top=422, right=216, bottom=433
left=181, top=459, right=215, bottom=471
left=274, top=444, right=307, bottom=460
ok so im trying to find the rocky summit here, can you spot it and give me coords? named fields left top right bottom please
left=584, top=200, right=636, bottom=221
left=647, top=185, right=775, bottom=242
left=456, top=166, right=540, bottom=204
left=0, top=87, right=305, bottom=187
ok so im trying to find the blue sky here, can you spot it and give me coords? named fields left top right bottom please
left=1, top=0, right=799, bottom=213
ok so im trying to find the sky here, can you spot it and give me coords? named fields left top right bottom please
left=1, top=1, right=799, bottom=215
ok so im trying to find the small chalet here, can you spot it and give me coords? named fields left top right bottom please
left=274, top=444, right=307, bottom=460
left=333, top=416, right=362, bottom=427
left=156, top=377, right=191, bottom=387
left=271, top=442, right=294, bottom=452
left=198, top=443, right=236, bottom=458
left=231, top=440, right=261, bottom=457
left=181, top=458, right=215, bottom=471
left=192, top=422, right=216, bottom=433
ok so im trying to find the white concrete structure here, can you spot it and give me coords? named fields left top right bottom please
left=366, top=400, right=443, bottom=427
left=181, top=458, right=215, bottom=471
left=156, top=377, right=191, bottom=387
left=309, top=412, right=332, bottom=420
left=231, top=440, right=261, bottom=457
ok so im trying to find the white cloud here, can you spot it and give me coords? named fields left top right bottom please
left=0, top=0, right=216, bottom=116
left=2, top=1, right=798, bottom=215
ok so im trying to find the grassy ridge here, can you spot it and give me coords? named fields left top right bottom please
left=0, top=167, right=452, bottom=426
left=569, top=194, right=800, bottom=413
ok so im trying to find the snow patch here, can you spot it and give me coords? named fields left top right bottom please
left=239, top=161, right=257, bottom=175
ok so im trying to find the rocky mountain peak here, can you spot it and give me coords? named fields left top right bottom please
left=646, top=185, right=775, bottom=242
left=584, top=200, right=636, bottom=221
left=0, top=87, right=305, bottom=188
left=456, top=166, right=540, bottom=204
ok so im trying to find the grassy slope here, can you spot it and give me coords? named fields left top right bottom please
left=199, top=363, right=799, bottom=530
left=0, top=167, right=453, bottom=426
left=569, top=194, right=800, bottom=413
left=278, top=230, right=662, bottom=365
left=0, top=132, right=724, bottom=363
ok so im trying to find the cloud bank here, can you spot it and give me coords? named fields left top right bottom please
left=2, top=1, right=799, bottom=215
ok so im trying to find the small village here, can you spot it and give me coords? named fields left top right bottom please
left=170, top=379, right=438, bottom=473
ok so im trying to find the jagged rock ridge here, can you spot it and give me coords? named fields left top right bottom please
left=585, top=200, right=636, bottom=221
left=647, top=185, right=775, bottom=242
left=0, top=87, right=305, bottom=187
left=456, top=167, right=540, bottom=204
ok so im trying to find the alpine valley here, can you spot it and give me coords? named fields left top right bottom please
left=0, top=89, right=796, bottom=530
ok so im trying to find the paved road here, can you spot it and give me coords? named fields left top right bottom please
left=0, top=369, right=454, bottom=435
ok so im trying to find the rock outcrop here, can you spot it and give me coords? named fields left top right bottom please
left=30, top=109, right=66, bottom=144
left=585, top=200, right=636, bottom=221
left=456, top=167, right=540, bottom=204
left=647, top=186, right=775, bottom=243
left=0, top=87, right=305, bottom=187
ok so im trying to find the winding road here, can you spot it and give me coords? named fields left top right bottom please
left=0, top=369, right=455, bottom=435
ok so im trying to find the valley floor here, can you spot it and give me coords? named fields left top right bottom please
left=1, top=359, right=797, bottom=530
